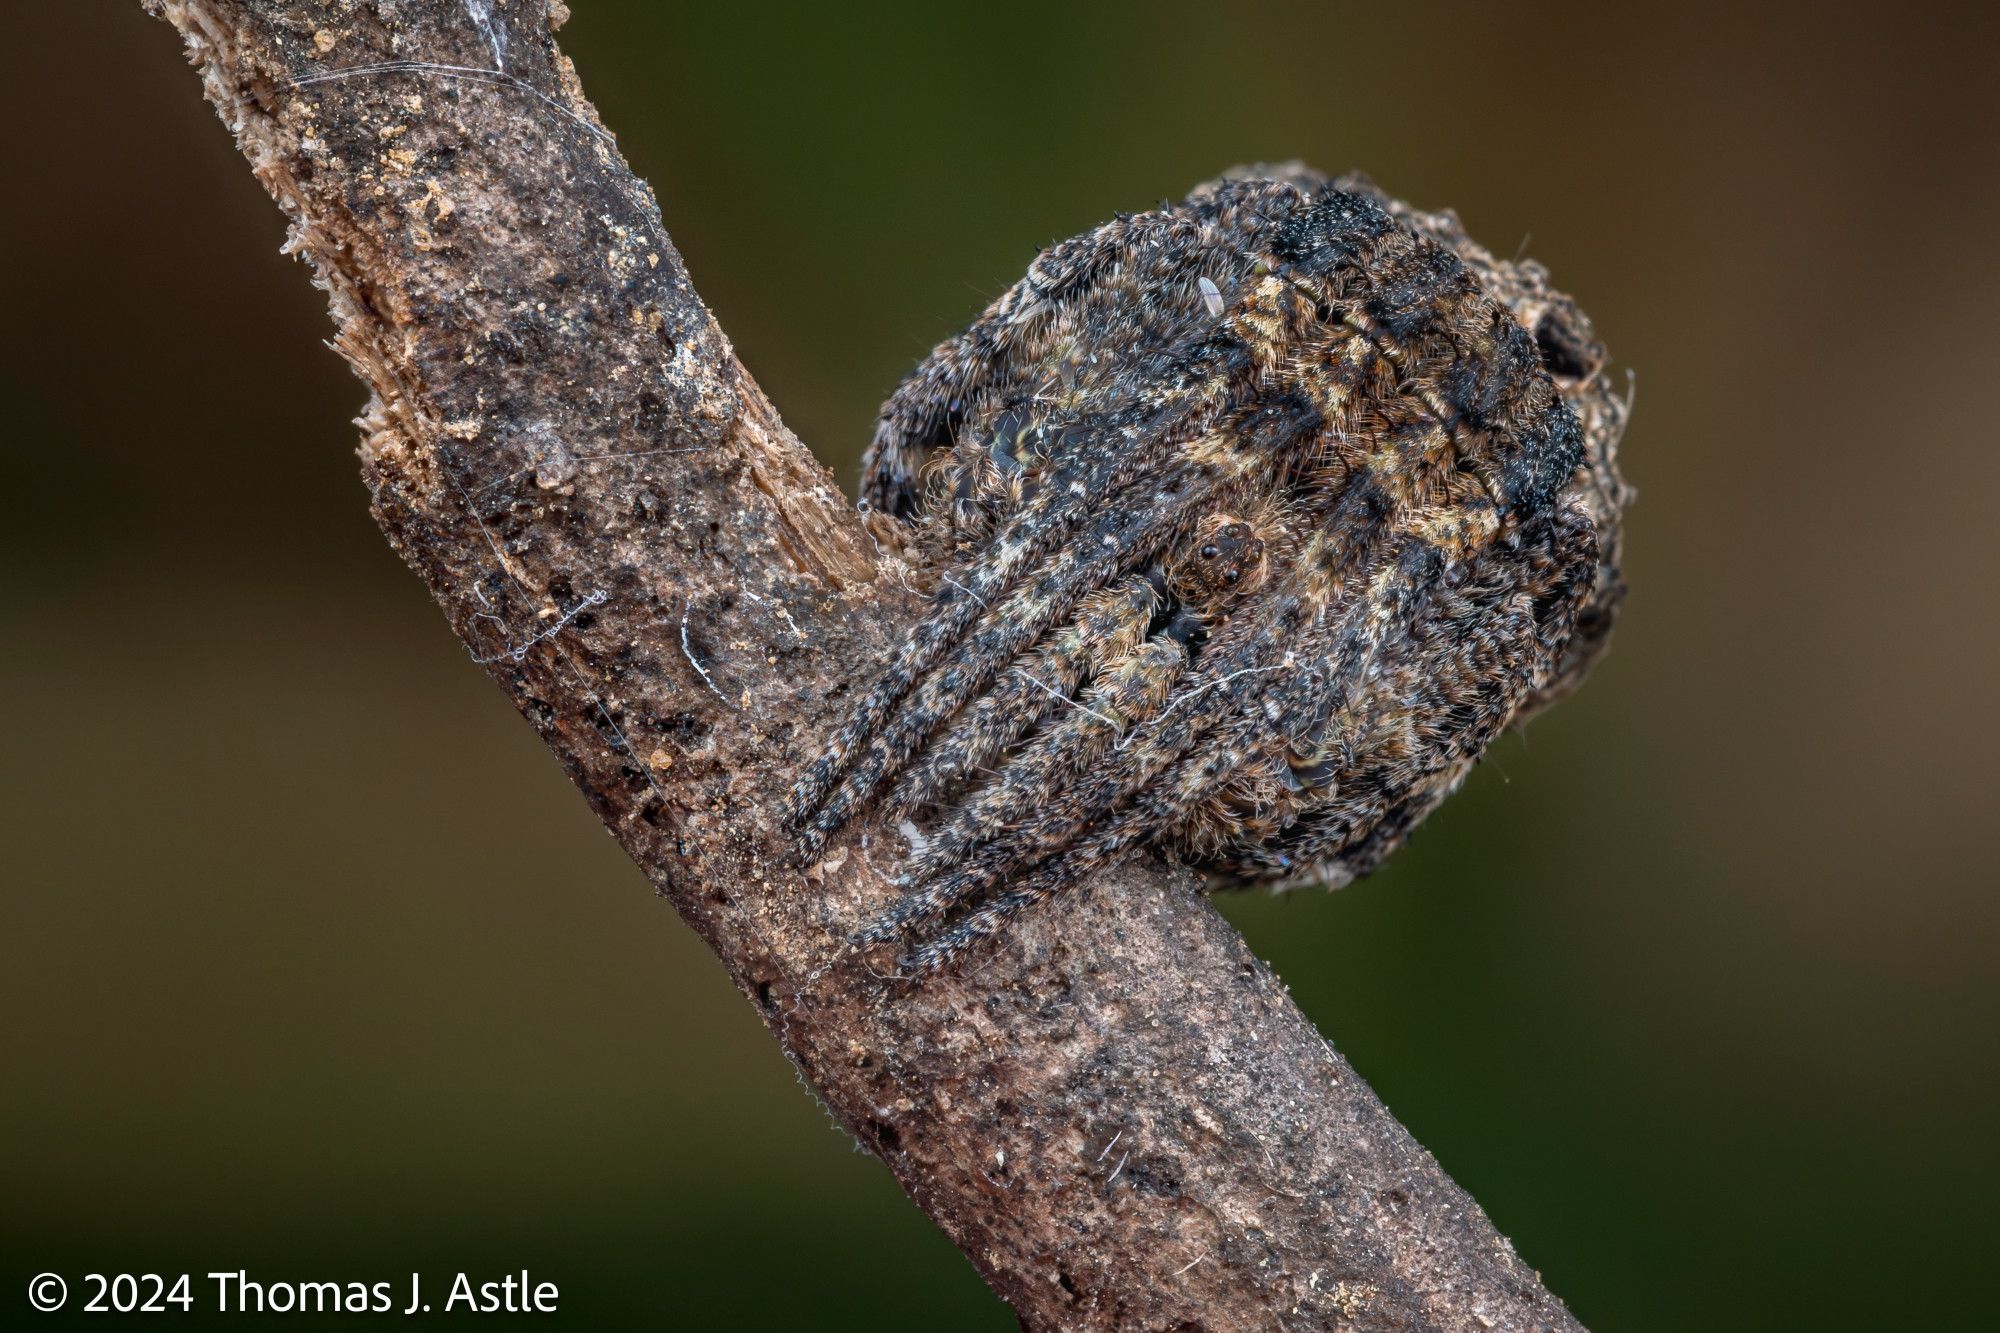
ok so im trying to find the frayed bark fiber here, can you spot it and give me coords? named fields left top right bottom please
left=149, top=3, right=1587, bottom=1329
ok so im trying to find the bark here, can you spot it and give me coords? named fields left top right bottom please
left=148, top=3, right=1588, bottom=1329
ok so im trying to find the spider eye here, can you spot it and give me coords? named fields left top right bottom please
left=1223, top=569, right=1240, bottom=584
left=1200, top=544, right=1219, bottom=560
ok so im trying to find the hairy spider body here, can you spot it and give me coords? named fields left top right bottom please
left=796, top=167, right=1630, bottom=970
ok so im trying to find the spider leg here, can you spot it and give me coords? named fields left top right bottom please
left=797, top=481, right=1191, bottom=855
left=796, top=387, right=1301, bottom=854
left=860, top=207, right=1218, bottom=523
left=893, top=712, right=1304, bottom=972
left=898, top=769, right=1238, bottom=971
left=862, top=558, right=1306, bottom=949
left=856, top=511, right=1285, bottom=951
left=855, top=651, right=1195, bottom=953
left=792, top=395, right=1206, bottom=836
left=902, top=887, right=1043, bottom=972
left=884, top=500, right=1272, bottom=820
left=803, top=223, right=1271, bottom=837
left=1057, top=530, right=1511, bottom=898
left=896, top=768, right=1190, bottom=971
left=796, top=261, right=1362, bottom=849
left=875, top=533, right=1429, bottom=941
left=905, top=636, right=1187, bottom=880
left=883, top=574, right=1160, bottom=819
left=878, top=338, right=1480, bottom=926
left=899, top=482, right=1600, bottom=964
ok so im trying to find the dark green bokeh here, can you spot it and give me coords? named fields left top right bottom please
left=4, top=3, right=1996, bottom=1328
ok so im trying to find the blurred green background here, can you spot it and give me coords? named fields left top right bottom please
left=4, top=2, right=1996, bottom=1328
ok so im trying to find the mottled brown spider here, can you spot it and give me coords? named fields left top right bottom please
left=793, top=166, right=1630, bottom=971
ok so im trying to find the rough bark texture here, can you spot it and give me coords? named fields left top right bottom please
left=149, top=3, right=1588, bottom=1329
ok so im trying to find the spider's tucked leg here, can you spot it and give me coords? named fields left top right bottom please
left=794, top=210, right=1291, bottom=841
left=791, top=389, right=1234, bottom=846
left=889, top=635, right=1318, bottom=972
left=859, top=208, right=1216, bottom=524
left=903, top=887, right=1043, bottom=973
left=791, top=183, right=1370, bottom=847
left=872, top=470, right=1547, bottom=965
left=794, top=487, right=1188, bottom=860
left=855, top=515, right=1272, bottom=947
left=895, top=514, right=1270, bottom=883
left=913, top=521, right=1425, bottom=884
left=882, top=574, right=1161, bottom=820
left=898, top=563, right=1401, bottom=926
left=796, top=392, right=1314, bottom=860
left=895, top=510, right=1597, bottom=972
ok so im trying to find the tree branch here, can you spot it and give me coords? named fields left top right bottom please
left=148, top=3, right=1587, bottom=1328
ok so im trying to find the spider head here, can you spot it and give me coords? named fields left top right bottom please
left=1169, top=513, right=1270, bottom=610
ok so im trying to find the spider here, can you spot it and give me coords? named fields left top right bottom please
left=793, top=166, right=1630, bottom=971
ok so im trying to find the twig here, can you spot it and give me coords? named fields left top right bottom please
left=148, top=3, right=1589, bottom=1329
